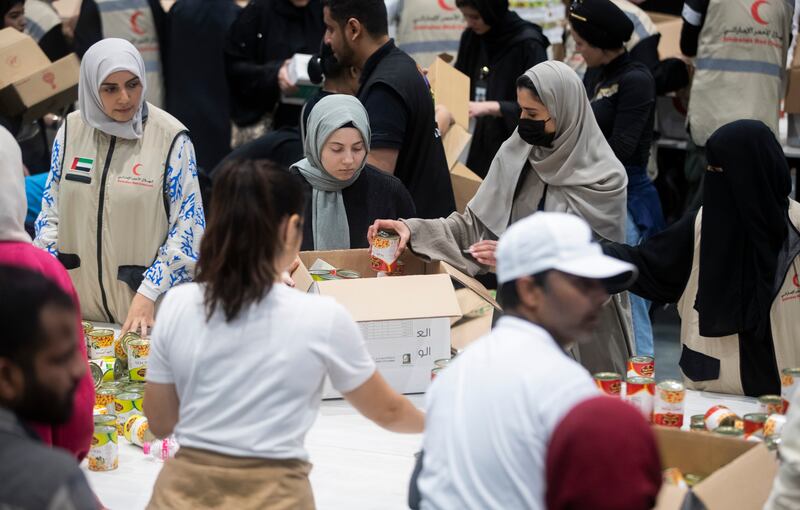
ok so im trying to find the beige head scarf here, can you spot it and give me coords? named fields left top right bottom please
left=0, top=125, right=30, bottom=243
left=469, top=60, right=627, bottom=242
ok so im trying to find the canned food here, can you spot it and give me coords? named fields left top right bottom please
left=685, top=474, right=704, bottom=487
left=714, top=426, right=744, bottom=438
left=764, top=414, right=787, bottom=438
left=93, top=414, right=117, bottom=427
left=759, top=395, right=785, bottom=415
left=663, top=468, right=687, bottom=489
left=89, top=357, right=124, bottom=385
left=310, top=269, right=339, bottom=281
left=743, top=413, right=768, bottom=438
left=781, top=368, right=800, bottom=413
left=100, top=380, right=127, bottom=391
left=123, top=382, right=145, bottom=393
left=123, top=415, right=155, bottom=447
left=114, top=392, right=144, bottom=436
left=81, top=321, right=93, bottom=333
left=115, top=331, right=140, bottom=366
left=336, top=270, right=360, bottom=279
left=95, top=387, right=119, bottom=413
left=370, top=230, right=401, bottom=274
left=593, top=372, right=622, bottom=397
left=87, top=329, right=114, bottom=359
left=93, top=405, right=109, bottom=415
left=127, top=338, right=150, bottom=381
left=626, top=356, right=655, bottom=379
left=653, top=380, right=685, bottom=428
left=690, top=414, right=706, bottom=432
left=625, top=376, right=655, bottom=422
left=88, top=425, right=118, bottom=471
left=704, top=405, right=741, bottom=431
left=434, top=359, right=451, bottom=369
left=431, top=367, right=442, bottom=381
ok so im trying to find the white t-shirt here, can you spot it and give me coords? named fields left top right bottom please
left=147, top=283, right=376, bottom=460
left=418, top=316, right=598, bottom=510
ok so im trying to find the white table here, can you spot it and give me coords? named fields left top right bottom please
left=82, top=390, right=759, bottom=509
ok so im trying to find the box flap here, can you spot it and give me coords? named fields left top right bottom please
left=291, top=260, right=314, bottom=294
left=439, top=261, right=501, bottom=311
left=315, top=274, right=462, bottom=322
left=655, top=427, right=755, bottom=477
left=451, top=312, right=493, bottom=351
left=442, top=124, right=471, bottom=169
left=647, top=12, right=682, bottom=59
left=693, top=444, right=778, bottom=510
left=786, top=68, right=800, bottom=113
left=450, top=162, right=482, bottom=213
left=0, top=28, right=51, bottom=88
left=428, top=57, right=470, bottom=129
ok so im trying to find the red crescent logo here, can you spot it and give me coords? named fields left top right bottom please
left=438, top=0, right=456, bottom=11
left=132, top=163, right=142, bottom=176
left=751, top=0, right=769, bottom=25
left=130, top=11, right=145, bottom=35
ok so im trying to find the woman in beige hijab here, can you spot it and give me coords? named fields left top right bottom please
left=370, top=60, right=633, bottom=373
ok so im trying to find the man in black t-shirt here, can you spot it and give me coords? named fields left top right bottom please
left=323, top=0, right=456, bottom=219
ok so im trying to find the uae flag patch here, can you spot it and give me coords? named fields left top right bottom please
left=71, top=157, right=94, bottom=172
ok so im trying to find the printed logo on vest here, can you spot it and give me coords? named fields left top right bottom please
left=117, top=163, right=155, bottom=188
left=131, top=11, right=146, bottom=35
left=437, top=0, right=456, bottom=11
left=751, top=0, right=769, bottom=26
left=70, top=157, right=94, bottom=172
left=780, top=272, right=800, bottom=302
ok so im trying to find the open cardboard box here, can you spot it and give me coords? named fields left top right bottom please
left=0, top=28, right=79, bottom=122
left=450, top=161, right=482, bottom=213
left=428, top=56, right=470, bottom=130
left=292, top=249, right=500, bottom=397
left=442, top=123, right=471, bottom=170
left=647, top=12, right=683, bottom=60
left=654, top=427, right=778, bottom=510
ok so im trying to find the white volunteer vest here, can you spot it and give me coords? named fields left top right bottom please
left=95, top=0, right=164, bottom=107
left=677, top=201, right=800, bottom=395
left=57, top=104, right=186, bottom=322
left=395, top=0, right=466, bottom=67
left=688, top=0, right=792, bottom=146
left=24, top=0, right=61, bottom=43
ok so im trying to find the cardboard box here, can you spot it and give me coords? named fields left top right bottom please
left=293, top=249, right=500, bottom=397
left=442, top=123, right=472, bottom=169
left=786, top=67, right=800, bottom=114
left=427, top=57, right=470, bottom=130
left=450, top=162, right=482, bottom=213
left=0, top=28, right=79, bottom=122
left=653, top=427, right=778, bottom=510
left=648, top=12, right=683, bottom=59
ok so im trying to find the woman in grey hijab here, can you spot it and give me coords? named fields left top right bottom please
left=33, top=38, right=205, bottom=339
left=369, top=61, right=634, bottom=374
left=291, top=94, right=415, bottom=251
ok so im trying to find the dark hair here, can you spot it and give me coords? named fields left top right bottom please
left=0, top=266, right=74, bottom=365
left=455, top=0, right=478, bottom=8
left=308, top=42, right=346, bottom=84
left=497, top=271, right=550, bottom=310
left=196, top=160, right=306, bottom=322
left=324, top=0, right=388, bottom=37
left=516, top=75, right=540, bottom=98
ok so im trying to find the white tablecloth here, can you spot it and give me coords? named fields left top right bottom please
left=82, top=389, right=759, bottom=510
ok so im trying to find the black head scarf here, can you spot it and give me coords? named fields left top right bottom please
left=698, top=120, right=791, bottom=340
left=568, top=0, right=634, bottom=50
left=470, top=0, right=509, bottom=27
left=466, top=0, right=544, bottom=60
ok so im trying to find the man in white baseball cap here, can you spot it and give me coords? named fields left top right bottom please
left=415, top=212, right=637, bottom=510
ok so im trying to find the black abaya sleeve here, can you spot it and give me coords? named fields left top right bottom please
left=602, top=211, right=698, bottom=303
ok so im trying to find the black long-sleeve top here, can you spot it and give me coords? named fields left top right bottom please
left=291, top=165, right=417, bottom=251
left=679, top=0, right=709, bottom=57
left=585, top=52, right=656, bottom=167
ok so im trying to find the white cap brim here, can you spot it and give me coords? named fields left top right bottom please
left=553, top=253, right=638, bottom=289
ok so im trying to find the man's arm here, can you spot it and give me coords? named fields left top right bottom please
left=362, top=84, right=408, bottom=175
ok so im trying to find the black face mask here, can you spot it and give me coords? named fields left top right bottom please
left=518, top=117, right=555, bottom=147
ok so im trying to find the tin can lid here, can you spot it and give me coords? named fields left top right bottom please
left=782, top=367, right=800, bottom=376
left=115, top=392, right=143, bottom=400
left=629, top=356, right=654, bottom=363
left=758, top=394, right=782, bottom=402
left=744, top=413, right=769, bottom=423
left=714, top=426, right=744, bottom=436
left=657, top=379, right=685, bottom=391
left=93, top=424, right=116, bottom=433
left=593, top=372, right=622, bottom=380
left=626, top=376, right=655, bottom=384
left=88, top=329, right=114, bottom=337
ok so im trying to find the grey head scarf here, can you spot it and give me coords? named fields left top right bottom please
left=78, top=38, right=147, bottom=140
left=292, top=94, right=371, bottom=250
left=469, top=60, right=627, bottom=242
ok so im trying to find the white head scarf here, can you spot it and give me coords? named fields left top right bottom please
left=0, top=125, right=31, bottom=243
left=291, top=94, right=371, bottom=250
left=469, top=60, right=627, bottom=242
left=78, top=38, right=147, bottom=140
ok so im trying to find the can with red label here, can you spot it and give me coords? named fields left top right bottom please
left=653, top=380, right=685, bottom=428
left=370, top=230, right=401, bottom=274
left=625, top=376, right=655, bottom=422
left=704, top=405, right=741, bottom=431
left=743, top=413, right=768, bottom=438
left=759, top=395, right=785, bottom=415
left=781, top=368, right=800, bottom=413
left=594, top=372, right=622, bottom=397
left=626, top=356, right=655, bottom=379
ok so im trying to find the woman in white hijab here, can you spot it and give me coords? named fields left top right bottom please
left=34, top=38, right=205, bottom=337
left=290, top=94, right=415, bottom=251
left=370, top=60, right=633, bottom=373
